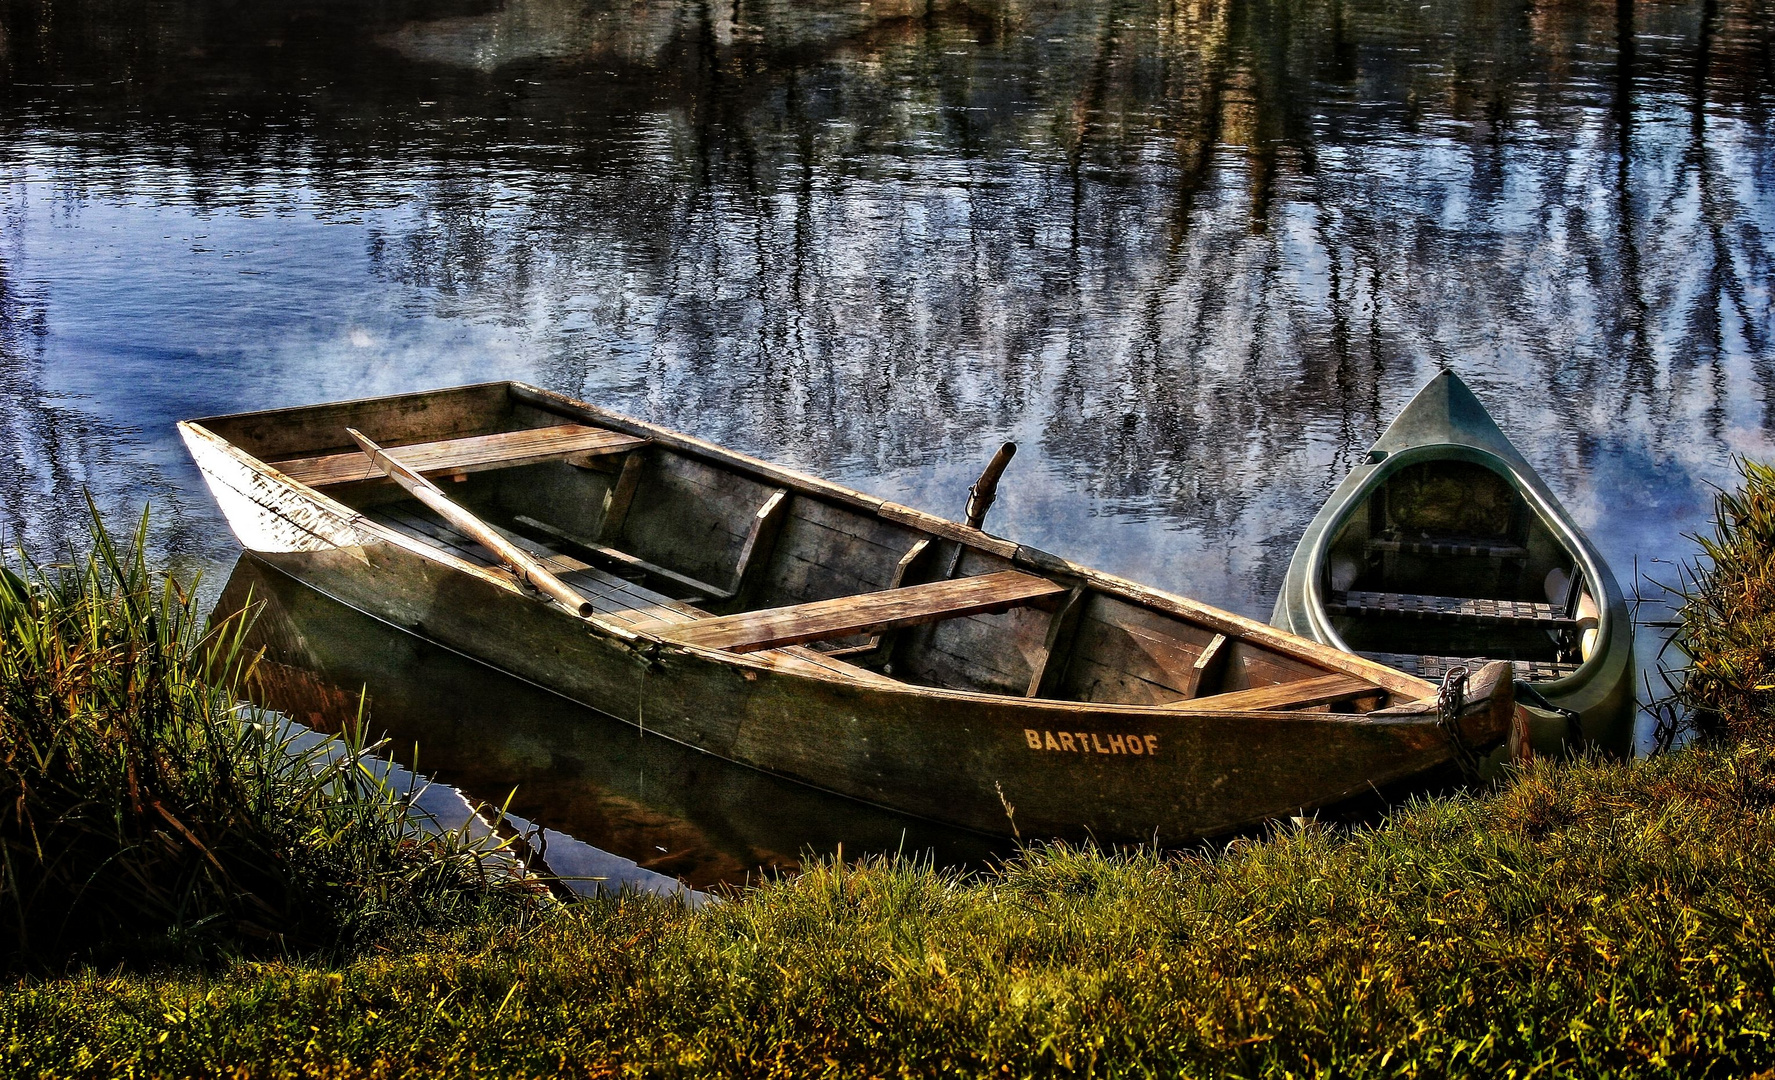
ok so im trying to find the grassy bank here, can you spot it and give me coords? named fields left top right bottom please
left=5, top=740, right=1775, bottom=1077
left=6, top=460, right=1775, bottom=1078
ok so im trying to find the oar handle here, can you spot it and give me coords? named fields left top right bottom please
left=964, top=442, right=1017, bottom=530
left=347, top=429, right=594, bottom=618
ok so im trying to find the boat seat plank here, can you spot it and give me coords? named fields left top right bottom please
left=362, top=506, right=899, bottom=685
left=1328, top=590, right=1575, bottom=628
left=1184, top=673, right=1378, bottom=712
left=1361, top=651, right=1579, bottom=682
left=275, top=425, right=647, bottom=488
left=661, top=571, right=1066, bottom=654
left=1367, top=536, right=1530, bottom=559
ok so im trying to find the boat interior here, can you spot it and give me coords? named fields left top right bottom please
left=1319, top=459, right=1599, bottom=682
left=197, top=383, right=1414, bottom=715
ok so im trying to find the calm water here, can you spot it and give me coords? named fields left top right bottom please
left=3, top=0, right=1772, bottom=871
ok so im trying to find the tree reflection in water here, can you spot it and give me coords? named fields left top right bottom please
left=0, top=0, right=1770, bottom=623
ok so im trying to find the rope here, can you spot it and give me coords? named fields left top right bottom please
left=1436, top=664, right=1483, bottom=777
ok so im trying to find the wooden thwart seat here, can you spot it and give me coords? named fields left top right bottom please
left=274, top=424, right=647, bottom=488
left=661, top=571, right=1067, bottom=654
left=363, top=504, right=898, bottom=687
left=1327, top=590, right=1574, bottom=628
left=1183, top=672, right=1379, bottom=712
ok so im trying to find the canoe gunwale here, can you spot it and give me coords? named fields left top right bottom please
left=1300, top=441, right=1618, bottom=697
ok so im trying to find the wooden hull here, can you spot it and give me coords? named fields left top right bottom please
left=183, top=383, right=1516, bottom=844
left=1272, top=372, right=1635, bottom=757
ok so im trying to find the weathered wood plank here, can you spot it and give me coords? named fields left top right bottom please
left=195, top=382, right=514, bottom=462
left=1186, top=633, right=1229, bottom=698
left=726, top=489, right=790, bottom=609
left=1062, top=655, right=1193, bottom=707
left=275, top=425, right=645, bottom=488
left=663, top=571, right=1065, bottom=653
left=1184, top=673, right=1377, bottom=712
left=515, top=514, right=724, bottom=601
left=762, top=501, right=925, bottom=607
left=596, top=451, right=646, bottom=545
left=1027, top=588, right=1087, bottom=698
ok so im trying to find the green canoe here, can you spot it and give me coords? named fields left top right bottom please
left=1271, top=371, right=1635, bottom=757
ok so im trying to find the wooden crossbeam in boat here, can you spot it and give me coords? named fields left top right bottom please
left=661, top=571, right=1067, bottom=653
left=365, top=503, right=902, bottom=687
left=1184, top=672, right=1379, bottom=712
left=273, top=424, right=647, bottom=488
left=1327, top=590, right=1575, bottom=628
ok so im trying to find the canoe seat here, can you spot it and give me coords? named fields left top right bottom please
left=659, top=571, right=1068, bottom=654
left=273, top=424, right=647, bottom=488
left=1360, top=651, right=1579, bottom=682
left=1327, top=590, right=1575, bottom=628
left=1367, top=535, right=1529, bottom=559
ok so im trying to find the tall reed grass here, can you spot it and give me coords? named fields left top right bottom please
left=0, top=507, right=539, bottom=970
left=1649, top=458, right=1775, bottom=746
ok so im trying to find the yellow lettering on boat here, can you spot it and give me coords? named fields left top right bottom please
left=1024, top=730, right=1160, bottom=755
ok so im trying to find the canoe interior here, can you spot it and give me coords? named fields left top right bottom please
left=200, top=383, right=1411, bottom=713
left=1319, top=458, right=1598, bottom=682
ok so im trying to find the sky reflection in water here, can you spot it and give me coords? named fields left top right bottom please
left=2, top=0, right=1772, bottom=758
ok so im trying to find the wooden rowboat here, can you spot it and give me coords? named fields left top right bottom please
left=181, top=382, right=1518, bottom=844
left=1271, top=371, right=1634, bottom=758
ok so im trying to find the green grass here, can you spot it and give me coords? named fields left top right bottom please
left=1652, top=458, right=1775, bottom=745
left=0, top=507, right=539, bottom=970
left=4, top=740, right=1775, bottom=1077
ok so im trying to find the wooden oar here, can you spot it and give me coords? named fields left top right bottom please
left=964, top=441, right=1017, bottom=530
left=346, top=428, right=594, bottom=618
